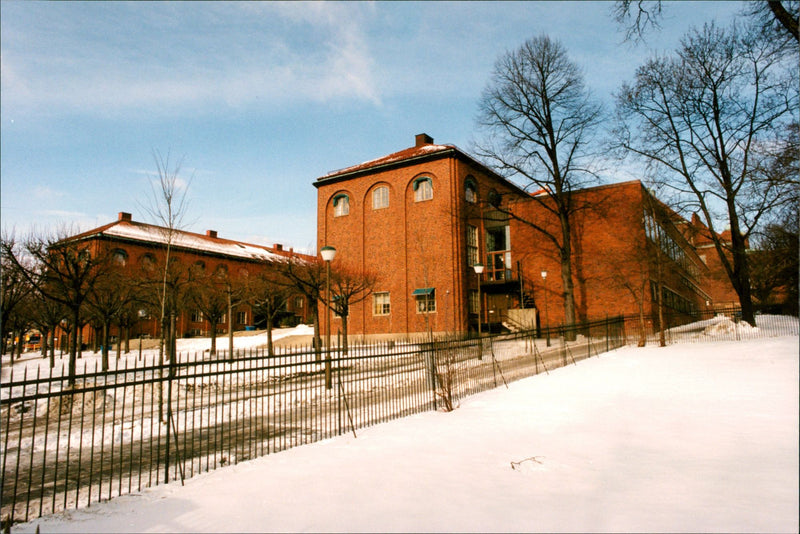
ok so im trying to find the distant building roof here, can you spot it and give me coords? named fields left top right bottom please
left=66, top=212, right=311, bottom=263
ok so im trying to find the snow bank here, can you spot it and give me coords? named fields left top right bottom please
left=13, top=335, right=798, bottom=534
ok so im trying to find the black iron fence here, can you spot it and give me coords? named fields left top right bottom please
left=617, top=306, right=798, bottom=345
left=2, top=309, right=797, bottom=526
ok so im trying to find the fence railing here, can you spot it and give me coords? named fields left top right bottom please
left=2, top=310, right=797, bottom=526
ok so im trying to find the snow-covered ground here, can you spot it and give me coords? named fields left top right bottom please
left=10, top=333, right=798, bottom=533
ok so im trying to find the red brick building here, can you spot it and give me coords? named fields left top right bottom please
left=315, top=134, right=739, bottom=336
left=65, top=212, right=314, bottom=344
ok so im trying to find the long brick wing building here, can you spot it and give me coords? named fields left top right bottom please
left=315, top=134, right=739, bottom=337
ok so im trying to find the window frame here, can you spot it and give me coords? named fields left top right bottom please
left=372, top=186, right=389, bottom=210
left=465, top=178, right=477, bottom=203
left=413, top=177, right=433, bottom=202
left=373, top=292, right=391, bottom=316
left=467, top=224, right=479, bottom=267
left=413, top=288, right=436, bottom=314
left=333, top=193, right=350, bottom=217
left=111, top=248, right=128, bottom=266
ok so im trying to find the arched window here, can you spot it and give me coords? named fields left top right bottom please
left=140, top=253, right=156, bottom=271
left=373, top=186, right=389, bottom=209
left=111, top=248, right=128, bottom=266
left=465, top=178, right=477, bottom=203
left=413, top=177, right=433, bottom=202
left=333, top=193, right=350, bottom=216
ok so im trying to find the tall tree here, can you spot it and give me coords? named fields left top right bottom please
left=141, top=150, right=192, bottom=364
left=614, top=22, right=797, bottom=326
left=474, top=35, right=603, bottom=328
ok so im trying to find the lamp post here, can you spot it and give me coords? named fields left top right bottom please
left=321, top=246, right=336, bottom=389
left=474, top=262, right=485, bottom=359
left=541, top=270, right=550, bottom=347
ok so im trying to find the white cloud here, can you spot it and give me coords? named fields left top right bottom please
left=0, top=2, right=381, bottom=117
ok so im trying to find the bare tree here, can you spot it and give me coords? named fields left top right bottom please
left=749, top=205, right=799, bottom=313
left=246, top=265, right=291, bottom=357
left=327, top=265, right=376, bottom=356
left=140, top=150, right=192, bottom=364
left=614, top=22, right=797, bottom=326
left=279, top=255, right=324, bottom=360
left=29, top=291, right=67, bottom=368
left=614, top=1, right=799, bottom=44
left=612, top=0, right=663, bottom=43
left=85, top=262, right=137, bottom=370
left=1, top=232, right=34, bottom=355
left=474, top=35, right=603, bottom=330
left=3, top=227, right=112, bottom=385
left=187, top=264, right=231, bottom=356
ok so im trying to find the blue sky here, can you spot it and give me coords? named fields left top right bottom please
left=1, top=1, right=744, bottom=253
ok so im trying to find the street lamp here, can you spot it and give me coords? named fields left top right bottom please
left=474, top=263, right=485, bottom=359
left=541, top=270, right=550, bottom=347
left=473, top=261, right=485, bottom=330
left=321, top=246, right=336, bottom=389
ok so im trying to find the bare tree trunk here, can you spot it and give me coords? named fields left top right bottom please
left=101, top=321, right=110, bottom=371
left=228, top=290, right=234, bottom=356
left=209, top=321, right=217, bottom=356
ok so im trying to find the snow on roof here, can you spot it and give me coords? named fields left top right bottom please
left=100, top=222, right=287, bottom=262
left=322, top=143, right=454, bottom=179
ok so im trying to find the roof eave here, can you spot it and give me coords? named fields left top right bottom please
left=314, top=148, right=457, bottom=188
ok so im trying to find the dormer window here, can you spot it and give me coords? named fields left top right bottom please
left=413, top=177, right=433, bottom=202
left=333, top=193, right=350, bottom=217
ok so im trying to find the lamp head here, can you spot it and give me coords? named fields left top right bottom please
left=541, top=270, right=547, bottom=280
left=320, top=246, right=337, bottom=262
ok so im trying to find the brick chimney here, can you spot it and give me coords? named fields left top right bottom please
left=275, top=244, right=283, bottom=251
left=415, top=133, right=433, bottom=147
left=206, top=230, right=218, bottom=238
left=118, top=212, right=132, bottom=222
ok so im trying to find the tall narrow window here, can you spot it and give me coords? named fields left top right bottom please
left=333, top=194, right=350, bottom=216
left=413, top=177, right=433, bottom=202
left=469, top=290, right=480, bottom=314
left=373, top=186, right=389, bottom=209
left=373, top=292, right=391, bottom=315
left=467, top=225, right=479, bottom=266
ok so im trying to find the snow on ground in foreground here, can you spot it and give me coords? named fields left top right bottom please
left=13, top=336, right=799, bottom=534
